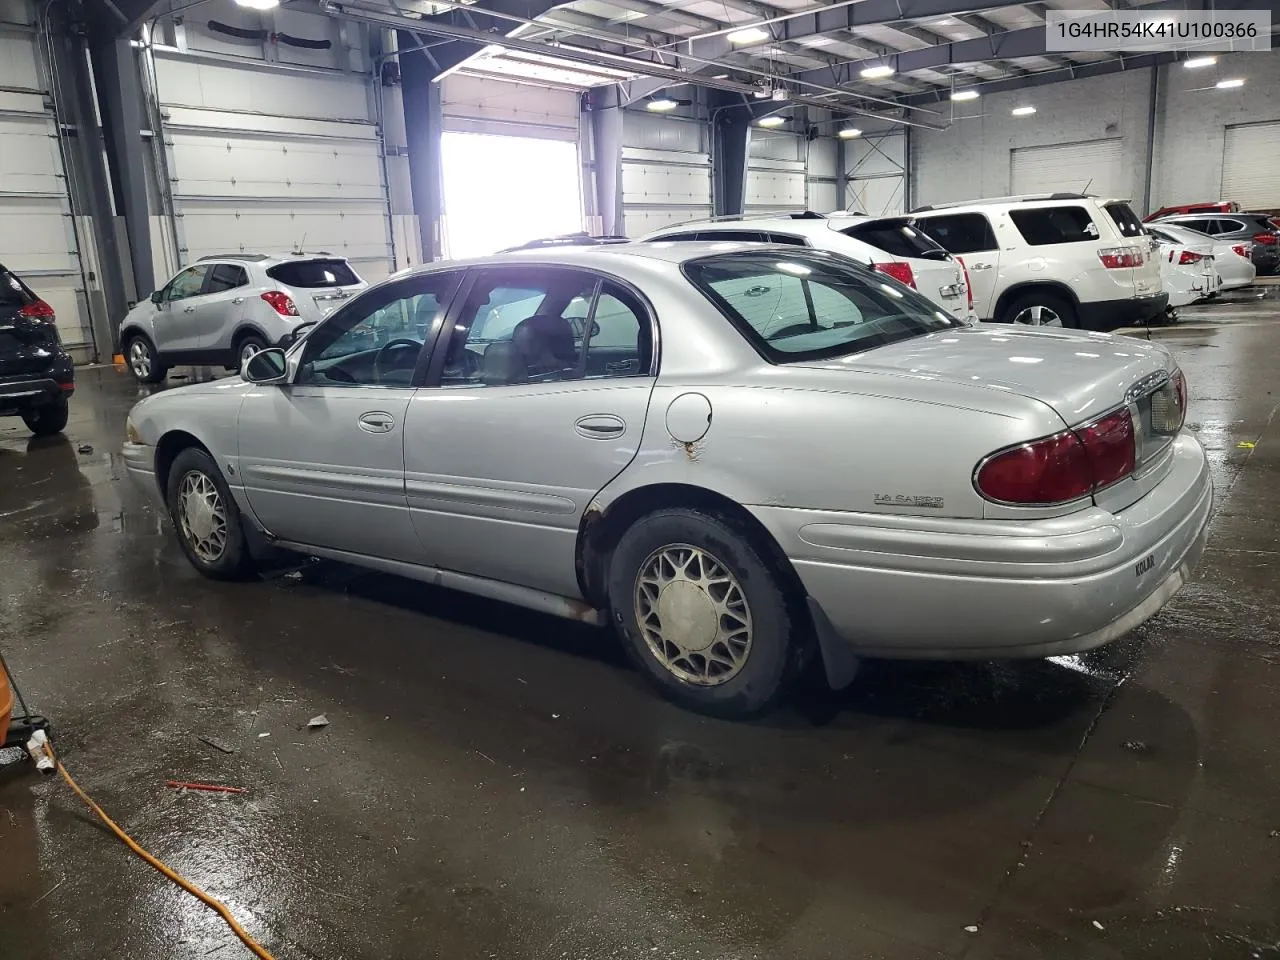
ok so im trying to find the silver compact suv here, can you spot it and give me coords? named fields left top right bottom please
left=118, top=253, right=367, bottom=383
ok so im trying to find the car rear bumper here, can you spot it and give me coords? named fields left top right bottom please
left=752, top=434, right=1212, bottom=659
left=0, top=375, right=73, bottom=412
left=1080, top=293, right=1169, bottom=330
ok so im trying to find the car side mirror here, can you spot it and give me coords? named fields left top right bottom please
left=243, top=347, right=289, bottom=385
left=150, top=290, right=163, bottom=305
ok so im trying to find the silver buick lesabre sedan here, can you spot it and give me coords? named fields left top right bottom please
left=123, top=243, right=1212, bottom=717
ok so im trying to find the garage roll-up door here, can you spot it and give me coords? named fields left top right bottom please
left=0, top=28, right=94, bottom=355
left=1222, top=122, right=1280, bottom=209
left=747, top=134, right=806, bottom=214
left=153, top=21, right=395, bottom=284
left=442, top=74, right=580, bottom=141
left=1011, top=139, right=1121, bottom=198
left=620, top=113, right=711, bottom=236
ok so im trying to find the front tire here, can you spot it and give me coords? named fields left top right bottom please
left=607, top=508, right=799, bottom=718
left=1001, top=291, right=1077, bottom=329
left=21, top=396, right=69, bottom=436
left=126, top=334, right=167, bottom=384
left=166, top=447, right=255, bottom=580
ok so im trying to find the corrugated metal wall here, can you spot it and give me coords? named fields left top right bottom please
left=846, top=130, right=905, bottom=216
left=806, top=138, right=839, bottom=213
left=150, top=4, right=396, bottom=286
left=620, top=111, right=711, bottom=236
left=746, top=133, right=806, bottom=214
left=0, top=4, right=95, bottom=355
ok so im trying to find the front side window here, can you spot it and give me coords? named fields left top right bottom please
left=296, top=272, right=460, bottom=387
left=206, top=264, right=248, bottom=293
left=916, top=214, right=997, bottom=255
left=440, top=268, right=652, bottom=387
left=1008, top=206, right=1100, bottom=246
left=685, top=251, right=958, bottom=363
left=164, top=265, right=209, bottom=302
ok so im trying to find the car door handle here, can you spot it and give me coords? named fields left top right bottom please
left=358, top=411, right=396, bottom=434
left=183, top=306, right=196, bottom=313
left=574, top=414, right=625, bottom=439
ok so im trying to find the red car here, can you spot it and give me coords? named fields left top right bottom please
left=1144, top=200, right=1240, bottom=222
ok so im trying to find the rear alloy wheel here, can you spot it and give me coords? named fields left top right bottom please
left=236, top=336, right=268, bottom=373
left=166, top=447, right=255, bottom=580
left=127, top=335, right=167, bottom=384
left=21, top=396, right=69, bottom=437
left=1003, top=291, right=1077, bottom=329
left=608, top=508, right=799, bottom=718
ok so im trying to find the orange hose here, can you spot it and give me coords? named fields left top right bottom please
left=48, top=746, right=277, bottom=960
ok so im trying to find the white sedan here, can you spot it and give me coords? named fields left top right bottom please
left=1147, top=222, right=1256, bottom=293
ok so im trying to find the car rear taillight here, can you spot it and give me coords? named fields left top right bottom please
left=260, top=291, right=299, bottom=316
left=957, top=257, right=974, bottom=308
left=1232, top=243, right=1250, bottom=258
left=1098, top=246, right=1144, bottom=269
left=1252, top=232, right=1278, bottom=246
left=18, top=299, right=55, bottom=321
left=975, top=408, right=1137, bottom=506
left=1177, top=250, right=1204, bottom=265
left=871, top=261, right=916, bottom=289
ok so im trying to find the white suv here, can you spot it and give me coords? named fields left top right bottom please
left=118, top=253, right=367, bottom=383
left=908, top=195, right=1166, bottom=329
left=638, top=214, right=972, bottom=321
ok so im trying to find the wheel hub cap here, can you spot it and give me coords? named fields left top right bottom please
left=178, top=471, right=227, bottom=562
left=1013, top=305, right=1062, bottom=327
left=634, top=544, right=753, bottom=686
left=130, top=341, right=150, bottom=376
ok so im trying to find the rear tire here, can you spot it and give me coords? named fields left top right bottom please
left=607, top=507, right=799, bottom=718
left=166, top=447, right=256, bottom=581
left=126, top=334, right=167, bottom=384
left=1000, top=291, right=1078, bottom=329
left=21, top=396, right=69, bottom=436
left=234, top=335, right=268, bottom=375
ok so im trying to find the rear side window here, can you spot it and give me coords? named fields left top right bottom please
left=1008, top=206, right=1100, bottom=246
left=915, top=213, right=997, bottom=254
left=1104, top=203, right=1146, bottom=238
left=700, top=230, right=770, bottom=242
left=649, top=232, right=702, bottom=242
left=1217, top=218, right=1247, bottom=233
left=206, top=264, right=248, bottom=293
left=843, top=220, right=950, bottom=260
left=763, top=233, right=809, bottom=246
left=267, top=259, right=361, bottom=288
left=0, top=267, right=30, bottom=307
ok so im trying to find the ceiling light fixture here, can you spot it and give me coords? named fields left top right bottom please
left=1216, top=77, right=1245, bottom=89
left=757, top=115, right=786, bottom=127
left=838, top=127, right=862, bottom=138
left=1183, top=55, right=1217, bottom=68
left=951, top=89, right=980, bottom=101
left=646, top=96, right=680, bottom=112
left=1011, top=105, right=1036, bottom=116
left=233, top=0, right=280, bottom=8
left=860, top=64, right=895, bottom=79
left=728, top=26, right=770, bottom=44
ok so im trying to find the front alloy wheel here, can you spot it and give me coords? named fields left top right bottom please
left=129, top=339, right=152, bottom=379
left=634, top=544, right=753, bottom=686
left=1012, top=304, right=1062, bottom=327
left=177, top=470, right=228, bottom=563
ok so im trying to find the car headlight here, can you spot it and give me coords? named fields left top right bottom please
left=126, top=417, right=141, bottom=444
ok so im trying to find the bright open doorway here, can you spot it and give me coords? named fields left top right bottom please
left=440, top=132, right=584, bottom=258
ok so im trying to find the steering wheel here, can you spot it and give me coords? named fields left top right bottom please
left=374, top=338, right=421, bottom=378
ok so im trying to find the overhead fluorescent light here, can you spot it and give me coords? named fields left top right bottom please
left=1183, top=55, right=1217, bottom=68
left=838, top=127, right=862, bottom=138
left=711, top=73, right=730, bottom=80
left=234, top=0, right=279, bottom=8
left=757, top=115, right=786, bottom=127
left=479, top=44, right=506, bottom=57
left=934, top=18, right=957, bottom=25
left=1011, top=105, right=1036, bottom=116
left=728, top=26, right=770, bottom=44
left=1216, top=77, right=1245, bottom=89
left=951, top=89, right=980, bottom=101
left=646, top=96, right=679, bottom=112
left=860, top=64, right=895, bottom=79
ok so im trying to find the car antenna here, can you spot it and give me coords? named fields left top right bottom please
left=1080, top=178, right=1093, bottom=195
left=294, top=232, right=307, bottom=255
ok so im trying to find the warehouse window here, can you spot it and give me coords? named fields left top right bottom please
left=1008, top=206, right=1100, bottom=246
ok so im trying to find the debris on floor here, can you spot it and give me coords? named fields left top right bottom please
left=199, top=735, right=235, bottom=755
left=165, top=780, right=248, bottom=794
left=306, top=714, right=329, bottom=729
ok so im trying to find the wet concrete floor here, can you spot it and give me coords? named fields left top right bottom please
left=1, top=288, right=1278, bottom=959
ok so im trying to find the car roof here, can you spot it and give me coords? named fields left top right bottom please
left=195, top=252, right=349, bottom=264
left=910, top=193, right=1096, bottom=213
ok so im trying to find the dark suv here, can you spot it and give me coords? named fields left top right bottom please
left=0, top=264, right=74, bottom=436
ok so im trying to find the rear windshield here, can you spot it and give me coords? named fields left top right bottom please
left=1008, top=206, right=1101, bottom=246
left=1104, top=202, right=1147, bottom=238
left=842, top=219, right=950, bottom=260
left=0, top=266, right=31, bottom=308
left=683, top=251, right=959, bottom=363
left=267, top=259, right=361, bottom=288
